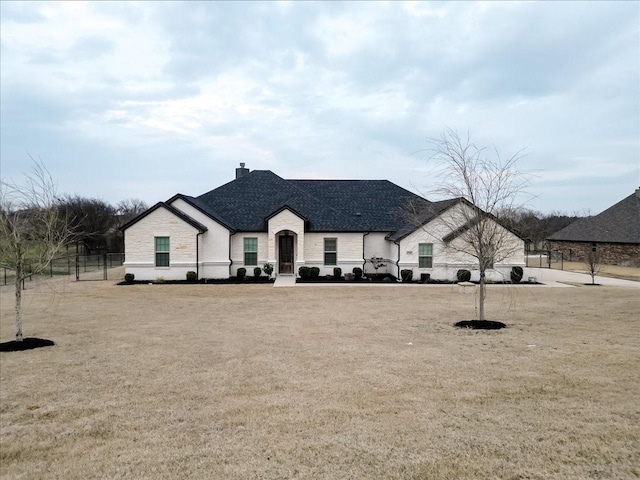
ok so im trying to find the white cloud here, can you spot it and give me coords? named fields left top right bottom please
left=1, top=1, right=638, bottom=214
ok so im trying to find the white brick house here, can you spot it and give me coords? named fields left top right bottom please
left=121, top=164, right=525, bottom=281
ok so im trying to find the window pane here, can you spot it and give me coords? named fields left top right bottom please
left=155, top=237, right=169, bottom=252
left=244, top=237, right=258, bottom=252
left=155, top=237, right=170, bottom=267
left=419, top=257, right=433, bottom=268
left=324, top=252, right=337, bottom=266
left=156, top=252, right=170, bottom=267
left=244, top=252, right=258, bottom=266
left=324, top=238, right=337, bottom=252
left=419, top=243, right=432, bottom=256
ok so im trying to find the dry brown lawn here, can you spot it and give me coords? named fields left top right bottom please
left=1, top=278, right=639, bottom=479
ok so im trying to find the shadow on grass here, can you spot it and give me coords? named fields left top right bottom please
left=0, top=338, right=55, bottom=352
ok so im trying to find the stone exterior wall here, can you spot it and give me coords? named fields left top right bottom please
left=549, top=241, right=640, bottom=267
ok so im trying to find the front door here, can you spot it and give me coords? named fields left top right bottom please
left=279, top=235, right=294, bottom=274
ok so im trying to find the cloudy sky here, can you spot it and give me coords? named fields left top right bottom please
left=1, top=1, right=638, bottom=214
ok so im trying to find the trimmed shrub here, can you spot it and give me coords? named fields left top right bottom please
left=401, top=269, right=413, bottom=282
left=298, top=266, right=311, bottom=280
left=263, top=262, right=274, bottom=278
left=254, top=267, right=262, bottom=278
left=237, top=268, right=247, bottom=279
left=333, top=267, right=342, bottom=279
left=352, top=267, right=363, bottom=280
left=309, top=267, right=320, bottom=279
left=186, top=271, right=197, bottom=282
left=124, top=273, right=134, bottom=283
left=510, top=266, right=524, bottom=283
left=456, top=269, right=471, bottom=282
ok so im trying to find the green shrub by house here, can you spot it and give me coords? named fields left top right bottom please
left=124, top=273, right=134, bottom=283
left=401, top=269, right=413, bottom=282
left=263, top=262, right=274, bottom=278
left=186, top=271, right=197, bottom=282
left=333, top=267, right=342, bottom=279
left=352, top=267, right=363, bottom=280
left=510, top=266, right=524, bottom=283
left=237, top=268, right=246, bottom=279
left=456, top=269, right=471, bottom=282
left=299, top=266, right=311, bottom=279
left=254, top=267, right=262, bottom=278
left=309, top=267, right=320, bottom=279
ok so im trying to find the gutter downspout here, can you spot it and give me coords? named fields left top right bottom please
left=228, top=230, right=237, bottom=276
left=362, top=231, right=370, bottom=273
left=196, top=232, right=202, bottom=280
left=394, top=240, right=401, bottom=281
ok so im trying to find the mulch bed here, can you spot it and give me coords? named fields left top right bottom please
left=0, top=338, right=55, bottom=352
left=454, top=320, right=507, bottom=330
left=119, top=278, right=275, bottom=285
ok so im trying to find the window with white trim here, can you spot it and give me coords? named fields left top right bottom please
left=482, top=244, right=495, bottom=269
left=324, top=238, right=337, bottom=266
left=155, top=237, right=170, bottom=267
left=244, top=237, right=258, bottom=266
left=418, top=243, right=433, bottom=268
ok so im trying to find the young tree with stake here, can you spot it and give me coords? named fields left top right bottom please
left=0, top=159, right=73, bottom=341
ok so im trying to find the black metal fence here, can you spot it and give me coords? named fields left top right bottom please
left=525, top=250, right=564, bottom=269
left=1, top=253, right=125, bottom=286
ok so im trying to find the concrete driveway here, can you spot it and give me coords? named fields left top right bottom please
left=524, top=267, right=640, bottom=288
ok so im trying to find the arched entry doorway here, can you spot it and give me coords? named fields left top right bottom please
left=277, top=231, right=296, bottom=274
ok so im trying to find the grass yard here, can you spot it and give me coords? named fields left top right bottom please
left=1, top=279, right=639, bottom=479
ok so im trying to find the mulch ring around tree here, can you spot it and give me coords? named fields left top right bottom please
left=0, top=338, right=55, bottom=352
left=454, top=320, right=506, bottom=330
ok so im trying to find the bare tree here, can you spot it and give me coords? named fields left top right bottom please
left=58, top=194, right=117, bottom=254
left=584, top=249, right=603, bottom=285
left=0, top=159, right=73, bottom=341
left=116, top=198, right=148, bottom=223
left=416, top=129, right=529, bottom=321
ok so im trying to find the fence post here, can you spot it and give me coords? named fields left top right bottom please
left=76, top=255, right=80, bottom=281
left=103, top=253, right=107, bottom=280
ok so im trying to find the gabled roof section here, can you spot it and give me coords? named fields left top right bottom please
left=387, top=198, right=459, bottom=242
left=120, top=202, right=208, bottom=233
left=265, top=205, right=309, bottom=223
left=549, top=190, right=640, bottom=244
left=166, top=193, right=235, bottom=231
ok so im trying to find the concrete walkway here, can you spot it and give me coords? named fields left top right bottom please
left=273, top=275, right=297, bottom=287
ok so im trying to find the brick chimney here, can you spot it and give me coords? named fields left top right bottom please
left=236, top=162, right=249, bottom=179
left=636, top=187, right=640, bottom=198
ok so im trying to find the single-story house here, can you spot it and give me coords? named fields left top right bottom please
left=548, top=188, right=640, bottom=267
left=122, top=164, right=525, bottom=281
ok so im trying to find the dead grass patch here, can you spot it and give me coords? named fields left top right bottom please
left=1, top=281, right=639, bottom=479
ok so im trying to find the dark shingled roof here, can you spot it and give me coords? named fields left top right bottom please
left=386, top=198, right=460, bottom=241
left=194, top=170, right=433, bottom=233
left=548, top=190, right=640, bottom=244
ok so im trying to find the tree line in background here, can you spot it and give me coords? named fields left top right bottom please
left=57, top=195, right=148, bottom=254
left=499, top=208, right=587, bottom=251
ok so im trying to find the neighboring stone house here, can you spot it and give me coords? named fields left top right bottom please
left=548, top=189, right=640, bottom=267
left=121, top=164, right=525, bottom=281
